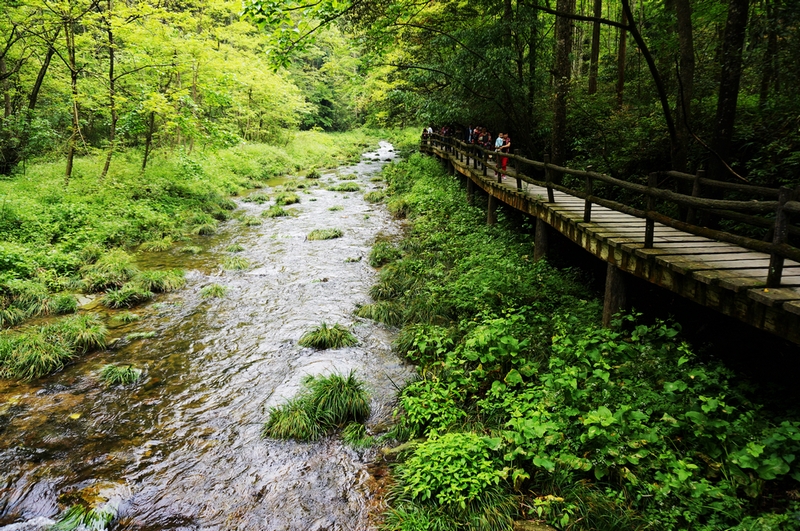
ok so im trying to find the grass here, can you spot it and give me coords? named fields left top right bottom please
left=306, top=168, right=322, bottom=179
left=192, top=222, right=218, bottom=235
left=201, top=283, right=228, bottom=298
left=355, top=301, right=404, bottom=327
left=53, top=504, right=117, bottom=531
left=101, top=284, right=154, bottom=308
left=262, top=371, right=371, bottom=441
left=225, top=243, right=245, bottom=252
left=327, top=182, right=361, bottom=192
left=135, top=270, right=186, bottom=292
left=139, top=237, right=174, bottom=252
left=342, top=421, right=374, bottom=448
left=328, top=205, right=344, bottom=211
left=222, top=256, right=250, bottom=270
left=274, top=192, right=300, bottom=206
left=364, top=190, right=386, bottom=203
left=242, top=192, right=271, bottom=204
left=298, top=322, right=358, bottom=349
left=125, top=331, right=156, bottom=340
left=80, top=249, right=139, bottom=292
left=339, top=173, right=358, bottom=180
left=240, top=215, right=262, bottom=226
left=0, top=314, right=107, bottom=380
left=99, top=364, right=142, bottom=386
left=307, top=228, right=343, bottom=240
left=345, top=256, right=363, bottom=263
left=113, top=311, right=141, bottom=323
left=179, top=245, right=202, bottom=254
left=369, top=241, right=402, bottom=267
left=261, top=205, right=291, bottom=218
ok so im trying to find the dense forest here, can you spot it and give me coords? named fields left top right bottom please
left=2, top=0, right=800, bottom=530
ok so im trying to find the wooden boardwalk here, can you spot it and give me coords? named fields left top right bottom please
left=424, top=141, right=800, bottom=345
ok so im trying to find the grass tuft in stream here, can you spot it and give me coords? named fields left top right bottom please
left=327, top=182, right=361, bottom=192
left=139, top=237, right=174, bottom=252
left=328, top=205, right=344, bottom=211
left=261, top=205, right=291, bottom=218
left=113, top=312, right=141, bottom=324
left=342, top=421, right=374, bottom=448
left=307, top=228, right=343, bottom=241
left=53, top=503, right=116, bottom=531
left=125, top=331, right=156, bottom=341
left=240, top=215, right=263, bottom=226
left=179, top=245, right=202, bottom=254
left=274, top=192, right=300, bottom=206
left=135, top=270, right=186, bottom=292
left=364, top=190, right=386, bottom=203
left=355, top=301, right=404, bottom=327
left=201, top=283, right=227, bottom=298
left=80, top=249, right=139, bottom=292
left=100, top=364, right=142, bottom=386
left=262, top=371, right=371, bottom=441
left=225, top=243, right=245, bottom=252
left=101, top=284, right=154, bottom=308
left=242, top=192, right=271, bottom=204
left=298, top=322, right=357, bottom=349
left=222, top=256, right=250, bottom=270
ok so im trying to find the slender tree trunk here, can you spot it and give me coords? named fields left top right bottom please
left=673, top=0, right=694, bottom=173
left=551, top=0, right=575, bottom=170
left=616, top=7, right=627, bottom=107
left=142, top=111, right=155, bottom=171
left=29, top=32, right=59, bottom=111
left=759, top=0, right=777, bottom=108
left=0, top=57, right=10, bottom=118
left=588, top=0, right=602, bottom=94
left=709, top=0, right=749, bottom=182
left=101, top=0, right=116, bottom=180
left=65, top=18, right=79, bottom=187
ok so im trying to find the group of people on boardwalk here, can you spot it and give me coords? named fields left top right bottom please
left=423, top=125, right=512, bottom=173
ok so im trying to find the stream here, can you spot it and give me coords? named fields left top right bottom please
left=0, top=142, right=412, bottom=531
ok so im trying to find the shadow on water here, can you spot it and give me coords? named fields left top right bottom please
left=0, top=143, right=413, bottom=531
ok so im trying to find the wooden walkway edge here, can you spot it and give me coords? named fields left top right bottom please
left=424, top=142, right=800, bottom=345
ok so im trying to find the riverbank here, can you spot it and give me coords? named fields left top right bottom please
left=371, top=154, right=800, bottom=531
left=0, top=128, right=418, bottom=380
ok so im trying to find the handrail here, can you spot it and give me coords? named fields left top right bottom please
left=421, top=133, right=800, bottom=287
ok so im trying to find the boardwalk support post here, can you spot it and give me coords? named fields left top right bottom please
left=544, top=155, right=555, bottom=203
left=767, top=186, right=791, bottom=287
left=487, top=194, right=497, bottom=225
left=644, top=172, right=657, bottom=248
left=583, top=173, right=593, bottom=223
left=534, top=217, right=549, bottom=261
left=467, top=179, right=475, bottom=205
left=686, top=169, right=704, bottom=225
left=602, top=263, right=627, bottom=327
left=515, top=149, right=523, bottom=191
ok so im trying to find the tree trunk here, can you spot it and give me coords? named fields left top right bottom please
left=142, top=111, right=155, bottom=171
left=616, top=6, right=627, bottom=108
left=588, top=0, right=602, bottom=95
left=29, top=31, right=59, bottom=111
left=709, top=0, right=749, bottom=183
left=1, top=57, right=10, bottom=117
left=673, top=0, right=694, bottom=173
left=100, top=0, right=116, bottom=180
left=65, top=18, right=79, bottom=187
left=759, top=0, right=777, bottom=108
left=551, top=0, right=575, bottom=170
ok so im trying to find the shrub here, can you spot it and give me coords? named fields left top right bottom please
left=307, top=228, right=343, bottom=240
left=100, top=364, right=142, bottom=386
left=298, top=322, right=358, bottom=349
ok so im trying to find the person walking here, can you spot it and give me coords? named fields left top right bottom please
left=500, top=133, right=511, bottom=173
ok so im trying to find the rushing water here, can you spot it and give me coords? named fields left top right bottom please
left=0, top=143, right=413, bottom=531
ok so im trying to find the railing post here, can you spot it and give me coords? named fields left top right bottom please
left=766, top=186, right=791, bottom=288
left=686, top=169, right=704, bottom=225
left=544, top=154, right=555, bottom=203
left=514, top=149, right=522, bottom=191
left=482, top=148, right=488, bottom=176
left=644, top=172, right=657, bottom=248
left=583, top=173, right=593, bottom=223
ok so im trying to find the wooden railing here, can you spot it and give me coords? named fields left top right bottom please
left=421, top=133, right=800, bottom=288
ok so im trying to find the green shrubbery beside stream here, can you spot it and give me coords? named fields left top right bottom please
left=373, top=155, right=800, bottom=531
left=0, top=128, right=418, bottom=380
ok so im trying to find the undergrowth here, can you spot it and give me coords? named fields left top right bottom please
left=372, top=154, right=800, bottom=531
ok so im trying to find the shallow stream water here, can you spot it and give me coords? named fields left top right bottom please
left=0, top=142, right=412, bottom=531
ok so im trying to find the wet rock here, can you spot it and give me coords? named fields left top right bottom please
left=0, top=516, right=55, bottom=531
left=513, top=521, right=558, bottom=531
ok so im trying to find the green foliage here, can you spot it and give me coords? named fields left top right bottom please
left=240, top=215, right=263, bottom=226
left=355, top=301, right=404, bottom=327
left=0, top=314, right=107, bottom=380
left=369, top=241, right=401, bottom=267
left=201, top=284, right=228, bottom=298
left=225, top=244, right=245, bottom=252
left=139, top=237, right=174, bottom=252
left=328, top=205, right=344, bottom=211
left=125, top=331, right=156, bottom=341
left=243, top=192, right=272, bottom=204
left=179, top=246, right=202, bottom=255
left=342, top=422, right=374, bottom=448
left=135, top=270, right=186, bottom=293
left=298, top=322, right=358, bottom=349
left=306, top=168, right=322, bottom=179
left=262, top=371, right=371, bottom=441
left=364, top=190, right=386, bottom=203
left=261, top=205, right=292, bottom=218
left=327, top=182, right=361, bottom=192
left=307, top=228, right=343, bottom=240
left=100, top=364, right=142, bottom=386
left=113, top=312, right=140, bottom=323
left=274, top=192, right=300, bottom=206
left=53, top=503, right=116, bottom=531
left=80, top=250, right=139, bottom=293
left=101, top=284, right=154, bottom=309
left=222, top=256, right=250, bottom=270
